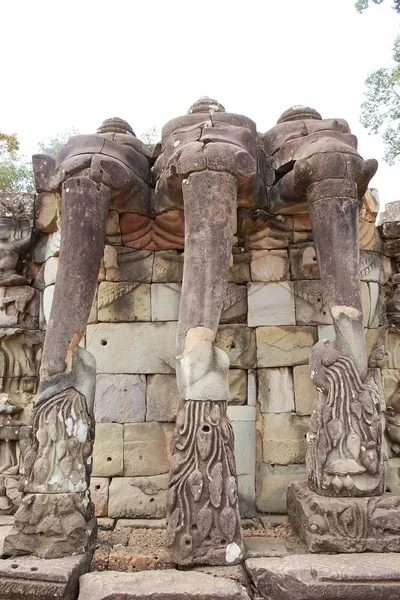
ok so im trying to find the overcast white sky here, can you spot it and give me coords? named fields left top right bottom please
left=1, top=0, right=399, bottom=206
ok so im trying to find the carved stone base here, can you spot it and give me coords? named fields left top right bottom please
left=3, top=491, right=96, bottom=558
left=166, top=400, right=244, bottom=566
left=287, top=482, right=400, bottom=553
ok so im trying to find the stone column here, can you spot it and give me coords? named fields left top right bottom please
left=166, top=171, right=244, bottom=566
left=4, top=177, right=111, bottom=558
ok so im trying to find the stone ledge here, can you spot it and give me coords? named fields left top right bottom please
left=0, top=552, right=91, bottom=600
left=78, top=569, right=251, bottom=599
left=246, top=553, right=400, bottom=600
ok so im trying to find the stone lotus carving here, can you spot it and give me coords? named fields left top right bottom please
left=308, top=340, right=383, bottom=497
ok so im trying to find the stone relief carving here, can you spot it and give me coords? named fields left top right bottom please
left=308, top=340, right=383, bottom=497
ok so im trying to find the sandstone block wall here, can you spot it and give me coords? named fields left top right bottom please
left=0, top=191, right=399, bottom=519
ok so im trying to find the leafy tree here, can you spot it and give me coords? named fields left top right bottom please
left=0, top=128, right=79, bottom=193
left=0, top=132, right=34, bottom=193
left=356, top=0, right=400, bottom=164
left=37, top=128, right=79, bottom=157
left=355, top=0, right=400, bottom=12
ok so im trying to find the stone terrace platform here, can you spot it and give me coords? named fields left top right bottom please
left=0, top=515, right=399, bottom=599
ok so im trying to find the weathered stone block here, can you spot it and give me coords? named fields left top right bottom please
left=94, top=374, right=146, bottom=423
left=0, top=553, right=91, bottom=600
left=289, top=245, right=319, bottom=280
left=238, top=474, right=256, bottom=518
left=146, top=374, right=180, bottom=422
left=109, top=248, right=154, bottom=283
left=292, top=365, right=316, bottom=416
left=246, top=553, right=400, bottom=600
left=262, top=413, right=309, bottom=465
left=231, top=419, right=256, bottom=476
left=247, top=370, right=257, bottom=407
left=361, top=281, right=371, bottom=327
left=86, top=322, right=177, bottom=373
left=92, top=423, right=124, bottom=477
left=220, top=284, right=247, bottom=323
left=228, top=251, right=251, bottom=283
left=98, top=282, right=151, bottom=322
left=288, top=482, right=400, bottom=553
left=228, top=370, right=247, bottom=405
left=151, top=283, right=181, bottom=321
left=248, top=282, right=295, bottom=327
left=385, top=457, right=400, bottom=494
left=89, top=477, right=109, bottom=517
left=250, top=250, right=288, bottom=282
left=152, top=250, right=183, bottom=283
left=368, top=281, right=380, bottom=327
left=256, top=463, right=307, bottom=513
left=257, top=368, right=294, bottom=413
left=215, top=325, right=256, bottom=369
left=123, top=423, right=170, bottom=477
left=108, top=475, right=169, bottom=518
left=78, top=569, right=251, bottom=600
left=294, top=280, right=331, bottom=326
left=256, top=326, right=317, bottom=367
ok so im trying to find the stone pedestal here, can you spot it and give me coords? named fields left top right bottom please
left=287, top=481, right=400, bottom=553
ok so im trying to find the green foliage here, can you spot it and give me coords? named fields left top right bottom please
left=355, top=0, right=400, bottom=12
left=360, top=35, right=400, bottom=164
left=0, top=132, right=19, bottom=156
left=0, top=128, right=79, bottom=193
left=0, top=154, right=35, bottom=193
left=37, top=127, right=79, bottom=157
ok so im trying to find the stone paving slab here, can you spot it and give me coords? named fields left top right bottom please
left=246, top=553, right=400, bottom=600
left=78, top=569, right=251, bottom=599
left=0, top=552, right=91, bottom=600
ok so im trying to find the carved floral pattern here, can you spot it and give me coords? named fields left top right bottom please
left=166, top=399, right=243, bottom=565
left=308, top=353, right=383, bottom=497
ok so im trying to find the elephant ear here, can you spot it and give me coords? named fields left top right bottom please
left=356, top=158, right=378, bottom=199
left=32, top=154, right=56, bottom=192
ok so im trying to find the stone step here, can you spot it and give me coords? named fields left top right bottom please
left=0, top=553, right=91, bottom=600
left=246, top=553, right=400, bottom=599
left=78, top=569, right=251, bottom=599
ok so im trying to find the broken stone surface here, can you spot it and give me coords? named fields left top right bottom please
left=0, top=552, right=91, bottom=600
left=89, top=477, right=109, bottom=517
left=257, top=367, right=295, bottom=413
left=97, top=282, right=150, bottom=322
left=256, top=326, right=317, bottom=367
left=94, top=374, right=146, bottom=423
left=250, top=249, right=289, bottom=282
left=108, top=474, right=168, bottom=518
left=146, top=374, right=180, bottom=422
left=294, top=280, right=331, bottom=325
left=216, top=325, right=256, bottom=369
left=78, top=569, right=251, bottom=600
left=287, top=481, right=400, bottom=552
left=92, top=423, right=124, bottom=477
left=152, top=250, right=184, bottom=283
left=176, top=341, right=230, bottom=401
left=289, top=246, right=319, bottom=280
left=105, top=247, right=153, bottom=283
left=245, top=553, right=400, bottom=600
left=123, top=422, right=170, bottom=476
left=247, top=282, right=295, bottom=327
left=256, top=463, right=307, bottom=513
